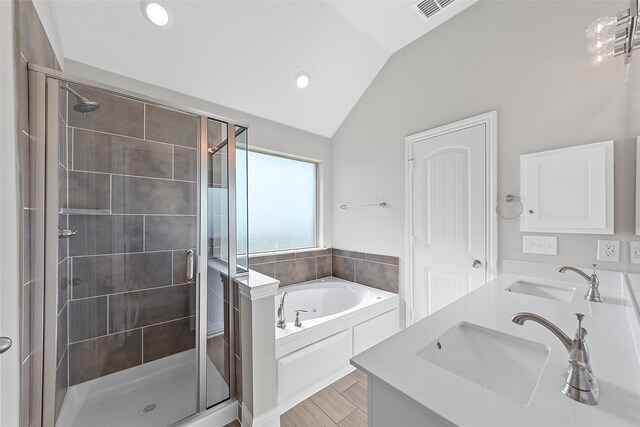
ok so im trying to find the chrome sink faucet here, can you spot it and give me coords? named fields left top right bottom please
left=558, top=264, right=603, bottom=303
left=512, top=312, right=599, bottom=405
left=277, top=292, right=288, bottom=329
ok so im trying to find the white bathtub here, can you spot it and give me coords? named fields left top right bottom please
left=274, top=277, right=399, bottom=412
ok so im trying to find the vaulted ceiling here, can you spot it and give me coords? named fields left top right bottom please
left=51, top=0, right=477, bottom=137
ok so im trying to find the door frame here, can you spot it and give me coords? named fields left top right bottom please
left=404, top=111, right=497, bottom=326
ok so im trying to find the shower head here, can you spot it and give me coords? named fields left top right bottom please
left=60, top=85, right=100, bottom=114
left=73, top=97, right=100, bottom=114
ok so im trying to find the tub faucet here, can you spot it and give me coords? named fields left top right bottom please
left=277, top=292, right=288, bottom=329
left=512, top=312, right=599, bottom=405
left=558, top=264, right=603, bottom=302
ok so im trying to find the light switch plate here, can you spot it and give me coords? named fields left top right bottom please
left=597, top=240, right=620, bottom=262
left=523, top=235, right=557, bottom=255
left=630, top=242, right=640, bottom=264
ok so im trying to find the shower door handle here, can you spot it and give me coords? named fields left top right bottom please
left=186, top=250, right=195, bottom=282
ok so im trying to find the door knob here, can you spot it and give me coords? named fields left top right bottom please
left=472, top=260, right=482, bottom=269
left=0, top=337, right=12, bottom=354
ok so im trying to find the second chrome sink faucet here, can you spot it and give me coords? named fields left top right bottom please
left=512, top=312, right=599, bottom=405
left=558, top=264, right=603, bottom=303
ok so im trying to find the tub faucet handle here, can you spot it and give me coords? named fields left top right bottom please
left=294, top=309, right=308, bottom=328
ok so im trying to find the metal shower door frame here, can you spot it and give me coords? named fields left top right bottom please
left=29, top=64, right=243, bottom=426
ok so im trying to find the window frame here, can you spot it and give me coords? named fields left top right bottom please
left=247, top=148, right=321, bottom=255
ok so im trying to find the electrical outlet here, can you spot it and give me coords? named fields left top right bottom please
left=597, top=240, right=620, bottom=262
left=630, top=242, right=640, bottom=264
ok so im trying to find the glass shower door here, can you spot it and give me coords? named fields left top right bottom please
left=204, top=120, right=249, bottom=409
left=43, top=75, right=202, bottom=426
left=205, top=118, right=232, bottom=408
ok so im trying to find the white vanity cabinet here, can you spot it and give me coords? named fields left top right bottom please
left=520, top=140, right=614, bottom=234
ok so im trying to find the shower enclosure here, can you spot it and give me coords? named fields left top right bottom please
left=28, top=65, right=248, bottom=426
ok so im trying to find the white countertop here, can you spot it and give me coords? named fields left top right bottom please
left=351, top=269, right=640, bottom=427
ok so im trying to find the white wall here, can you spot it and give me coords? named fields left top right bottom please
left=0, top=0, right=22, bottom=423
left=332, top=0, right=639, bottom=316
left=64, top=60, right=333, bottom=248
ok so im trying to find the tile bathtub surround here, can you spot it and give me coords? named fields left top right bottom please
left=64, top=89, right=200, bottom=385
left=332, top=249, right=399, bottom=293
left=249, top=248, right=399, bottom=293
left=249, top=249, right=333, bottom=286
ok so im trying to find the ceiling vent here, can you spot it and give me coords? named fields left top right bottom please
left=413, top=0, right=456, bottom=20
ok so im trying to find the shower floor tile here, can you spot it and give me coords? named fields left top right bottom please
left=56, top=349, right=228, bottom=427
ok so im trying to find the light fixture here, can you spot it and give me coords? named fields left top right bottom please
left=143, top=2, right=170, bottom=27
left=585, top=0, right=638, bottom=65
left=295, top=72, right=310, bottom=89
left=587, top=37, right=614, bottom=54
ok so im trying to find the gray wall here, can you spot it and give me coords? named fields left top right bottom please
left=15, top=1, right=62, bottom=425
left=332, top=0, right=640, bottom=318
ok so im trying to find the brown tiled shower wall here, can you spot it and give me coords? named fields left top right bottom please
left=16, top=1, right=62, bottom=425
left=60, top=89, right=199, bottom=391
left=249, top=249, right=399, bottom=293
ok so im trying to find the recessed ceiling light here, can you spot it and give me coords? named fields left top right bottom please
left=144, top=2, right=169, bottom=27
left=295, top=72, right=310, bottom=89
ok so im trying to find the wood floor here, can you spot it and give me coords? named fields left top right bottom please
left=281, top=369, right=368, bottom=427
left=224, top=369, right=368, bottom=427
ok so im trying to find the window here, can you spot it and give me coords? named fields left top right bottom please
left=247, top=151, right=318, bottom=253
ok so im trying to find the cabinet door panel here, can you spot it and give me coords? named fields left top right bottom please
left=520, top=141, right=613, bottom=234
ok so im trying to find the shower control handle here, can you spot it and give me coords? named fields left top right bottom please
left=0, top=337, right=12, bottom=354
left=58, top=228, right=78, bottom=239
left=186, top=250, right=195, bottom=283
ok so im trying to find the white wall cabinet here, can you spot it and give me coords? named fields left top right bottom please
left=520, top=141, right=614, bottom=234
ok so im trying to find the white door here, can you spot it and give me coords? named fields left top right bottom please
left=410, top=122, right=488, bottom=321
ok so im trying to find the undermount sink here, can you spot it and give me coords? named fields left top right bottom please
left=418, top=322, right=550, bottom=405
left=506, top=280, right=576, bottom=303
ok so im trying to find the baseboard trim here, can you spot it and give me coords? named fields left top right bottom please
left=177, top=399, right=238, bottom=426
left=241, top=403, right=280, bottom=427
